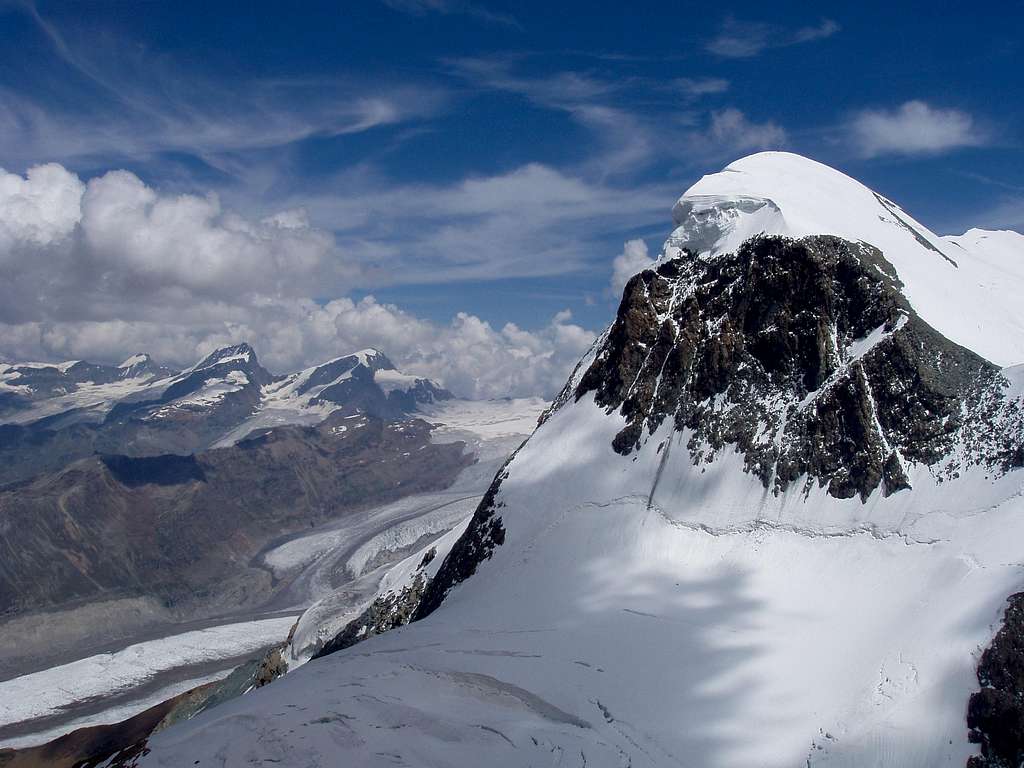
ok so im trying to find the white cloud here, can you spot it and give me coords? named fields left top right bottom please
left=707, top=17, right=839, bottom=58
left=850, top=101, right=986, bottom=158
left=0, top=163, right=83, bottom=250
left=0, top=163, right=600, bottom=398
left=610, top=239, right=656, bottom=295
left=79, top=171, right=341, bottom=297
left=705, top=109, right=787, bottom=152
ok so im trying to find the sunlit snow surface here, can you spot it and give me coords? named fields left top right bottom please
left=138, top=155, right=1024, bottom=767
left=669, top=152, right=1024, bottom=367
left=143, top=392, right=1024, bottom=768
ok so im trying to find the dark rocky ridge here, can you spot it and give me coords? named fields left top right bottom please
left=574, top=235, right=1015, bottom=500
left=968, top=594, right=1024, bottom=768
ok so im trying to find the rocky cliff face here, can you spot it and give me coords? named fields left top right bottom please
left=575, top=235, right=1014, bottom=500
left=415, top=234, right=1023, bottom=617
left=969, top=594, right=1024, bottom=768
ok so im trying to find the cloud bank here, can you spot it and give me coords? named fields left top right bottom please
left=0, top=163, right=595, bottom=398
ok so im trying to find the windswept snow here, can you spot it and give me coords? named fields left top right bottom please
left=419, top=397, right=547, bottom=442
left=0, top=374, right=171, bottom=425
left=668, top=152, right=1024, bottom=366
left=149, top=374, right=248, bottom=416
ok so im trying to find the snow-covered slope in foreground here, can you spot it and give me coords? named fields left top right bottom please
left=670, top=152, right=1024, bottom=367
left=139, top=155, right=1024, bottom=768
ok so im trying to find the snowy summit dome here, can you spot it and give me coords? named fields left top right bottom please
left=664, top=151, right=1024, bottom=367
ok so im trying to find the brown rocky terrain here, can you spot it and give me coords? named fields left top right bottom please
left=0, top=412, right=471, bottom=621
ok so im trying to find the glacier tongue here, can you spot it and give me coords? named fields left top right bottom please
left=667, top=152, right=1024, bottom=367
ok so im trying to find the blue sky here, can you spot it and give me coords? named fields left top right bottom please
left=0, top=0, right=1021, bottom=395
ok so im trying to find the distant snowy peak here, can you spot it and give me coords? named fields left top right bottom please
left=665, top=152, right=1024, bottom=367
left=192, top=342, right=261, bottom=373
left=202, top=347, right=452, bottom=446
left=261, top=348, right=451, bottom=421
left=0, top=355, right=171, bottom=402
left=116, top=353, right=174, bottom=380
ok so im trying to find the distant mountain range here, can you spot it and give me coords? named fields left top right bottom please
left=0, top=344, right=451, bottom=486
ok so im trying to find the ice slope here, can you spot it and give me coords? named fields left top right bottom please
left=669, top=152, right=1024, bottom=366
left=140, top=392, right=1024, bottom=768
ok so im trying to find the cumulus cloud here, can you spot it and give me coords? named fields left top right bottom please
left=707, top=17, right=839, bottom=58
left=850, top=101, right=986, bottom=158
left=610, top=239, right=656, bottom=295
left=0, top=162, right=83, bottom=250
left=0, top=163, right=598, bottom=398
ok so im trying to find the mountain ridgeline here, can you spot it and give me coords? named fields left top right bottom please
left=0, top=345, right=452, bottom=486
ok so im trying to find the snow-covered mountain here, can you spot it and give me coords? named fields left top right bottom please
left=214, top=348, right=452, bottom=446
left=136, top=153, right=1024, bottom=768
left=0, top=354, right=175, bottom=426
left=0, top=344, right=452, bottom=484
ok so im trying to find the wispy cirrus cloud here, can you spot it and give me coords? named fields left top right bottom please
left=0, top=4, right=449, bottom=172
left=446, top=56, right=772, bottom=176
left=379, top=0, right=520, bottom=28
left=0, top=83, right=446, bottom=170
left=707, top=16, right=840, bottom=58
left=849, top=100, right=988, bottom=158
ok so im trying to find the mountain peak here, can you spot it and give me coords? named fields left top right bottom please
left=352, top=348, right=394, bottom=370
left=118, top=353, right=151, bottom=369
left=194, top=342, right=257, bottom=370
left=664, top=152, right=1024, bottom=367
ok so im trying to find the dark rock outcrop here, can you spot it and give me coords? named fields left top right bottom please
left=572, top=235, right=1011, bottom=500
left=968, top=594, right=1024, bottom=768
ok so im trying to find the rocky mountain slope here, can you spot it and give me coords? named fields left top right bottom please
left=0, top=345, right=451, bottom=485
left=132, top=153, right=1024, bottom=768
left=0, top=412, right=471, bottom=621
